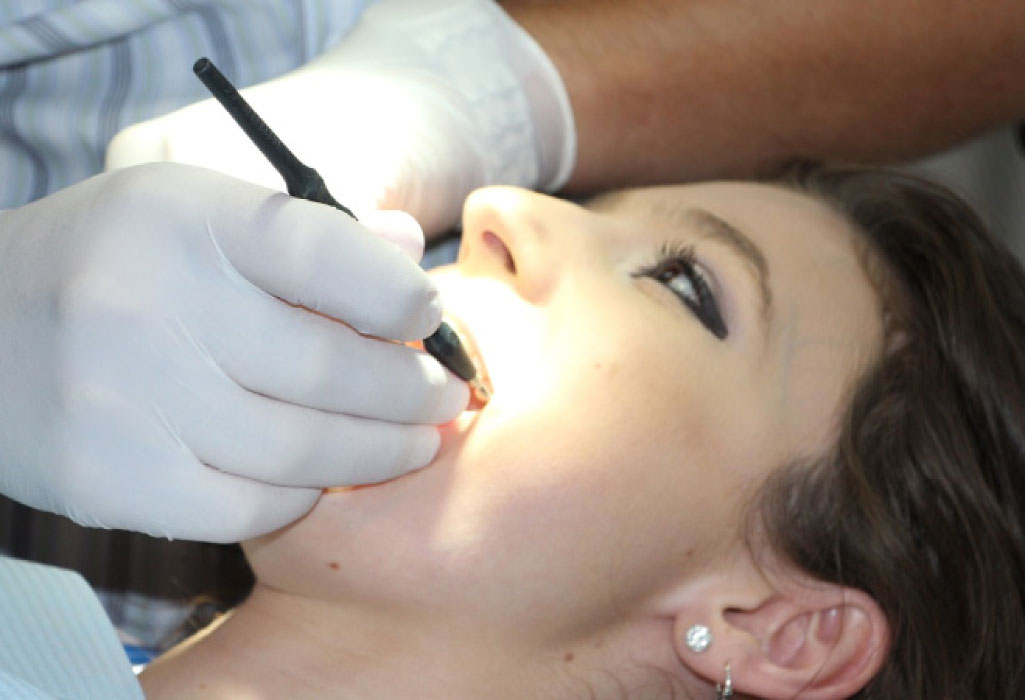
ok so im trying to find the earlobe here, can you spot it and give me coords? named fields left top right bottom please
left=670, top=578, right=890, bottom=700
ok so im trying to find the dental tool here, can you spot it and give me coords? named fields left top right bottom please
left=193, top=57, right=491, bottom=404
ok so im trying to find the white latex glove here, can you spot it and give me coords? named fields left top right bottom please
left=105, top=0, right=576, bottom=236
left=0, top=163, right=468, bottom=543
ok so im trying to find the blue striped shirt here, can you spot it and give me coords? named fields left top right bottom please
left=0, top=556, right=144, bottom=699
left=0, top=0, right=375, bottom=208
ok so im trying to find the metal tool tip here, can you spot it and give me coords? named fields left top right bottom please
left=469, top=376, right=492, bottom=405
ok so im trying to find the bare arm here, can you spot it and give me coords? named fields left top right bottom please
left=501, top=0, right=1025, bottom=193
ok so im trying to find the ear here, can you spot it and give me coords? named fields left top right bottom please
left=665, top=569, right=890, bottom=700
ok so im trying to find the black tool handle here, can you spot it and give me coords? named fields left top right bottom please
left=192, top=57, right=355, bottom=218
left=193, top=58, right=478, bottom=386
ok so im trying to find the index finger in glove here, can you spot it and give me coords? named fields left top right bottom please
left=357, top=209, right=425, bottom=263
left=206, top=285, right=468, bottom=422
left=206, top=173, right=442, bottom=342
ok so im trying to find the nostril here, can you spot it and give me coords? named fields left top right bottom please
left=482, top=230, right=516, bottom=274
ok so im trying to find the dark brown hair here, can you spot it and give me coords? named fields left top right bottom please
left=756, top=164, right=1025, bottom=698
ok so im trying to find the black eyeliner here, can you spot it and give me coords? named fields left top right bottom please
left=192, top=57, right=491, bottom=403
left=635, top=243, right=729, bottom=340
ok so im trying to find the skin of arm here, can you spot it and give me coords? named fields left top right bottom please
left=500, top=0, right=1025, bottom=193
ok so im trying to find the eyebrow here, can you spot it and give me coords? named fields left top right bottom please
left=649, top=203, right=773, bottom=328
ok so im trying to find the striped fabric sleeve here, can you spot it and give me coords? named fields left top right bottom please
left=0, top=556, right=144, bottom=700
left=0, top=670, right=58, bottom=700
left=0, top=0, right=373, bottom=208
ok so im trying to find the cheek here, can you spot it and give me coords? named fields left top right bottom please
left=435, top=329, right=730, bottom=600
left=242, top=285, right=774, bottom=623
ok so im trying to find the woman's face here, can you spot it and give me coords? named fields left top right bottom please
left=245, top=182, right=884, bottom=648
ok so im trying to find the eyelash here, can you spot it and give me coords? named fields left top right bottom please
left=632, top=242, right=729, bottom=340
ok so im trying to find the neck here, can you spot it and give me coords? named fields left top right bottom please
left=140, top=583, right=694, bottom=699
left=140, top=583, right=545, bottom=699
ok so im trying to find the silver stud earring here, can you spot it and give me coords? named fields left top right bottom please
left=715, top=662, right=733, bottom=699
left=684, top=624, right=713, bottom=653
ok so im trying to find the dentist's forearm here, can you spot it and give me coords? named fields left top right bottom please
left=500, top=0, right=1025, bottom=192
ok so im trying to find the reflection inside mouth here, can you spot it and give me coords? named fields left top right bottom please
left=468, top=376, right=492, bottom=407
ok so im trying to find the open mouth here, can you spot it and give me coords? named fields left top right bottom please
left=442, top=314, right=492, bottom=410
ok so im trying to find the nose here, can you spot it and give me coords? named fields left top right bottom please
left=457, top=186, right=576, bottom=303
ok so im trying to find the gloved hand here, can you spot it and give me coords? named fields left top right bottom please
left=0, top=163, right=467, bottom=543
left=105, top=0, right=576, bottom=236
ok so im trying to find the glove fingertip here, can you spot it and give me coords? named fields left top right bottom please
left=220, top=486, right=323, bottom=542
left=365, top=281, right=444, bottom=342
left=358, top=209, right=426, bottom=263
left=408, top=424, right=442, bottom=472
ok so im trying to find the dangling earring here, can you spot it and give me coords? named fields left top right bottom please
left=684, top=624, right=713, bottom=653
left=715, top=662, right=733, bottom=699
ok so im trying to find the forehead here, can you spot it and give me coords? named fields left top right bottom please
left=590, top=181, right=864, bottom=260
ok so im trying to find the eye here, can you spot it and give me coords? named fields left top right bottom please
left=633, top=243, right=729, bottom=339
